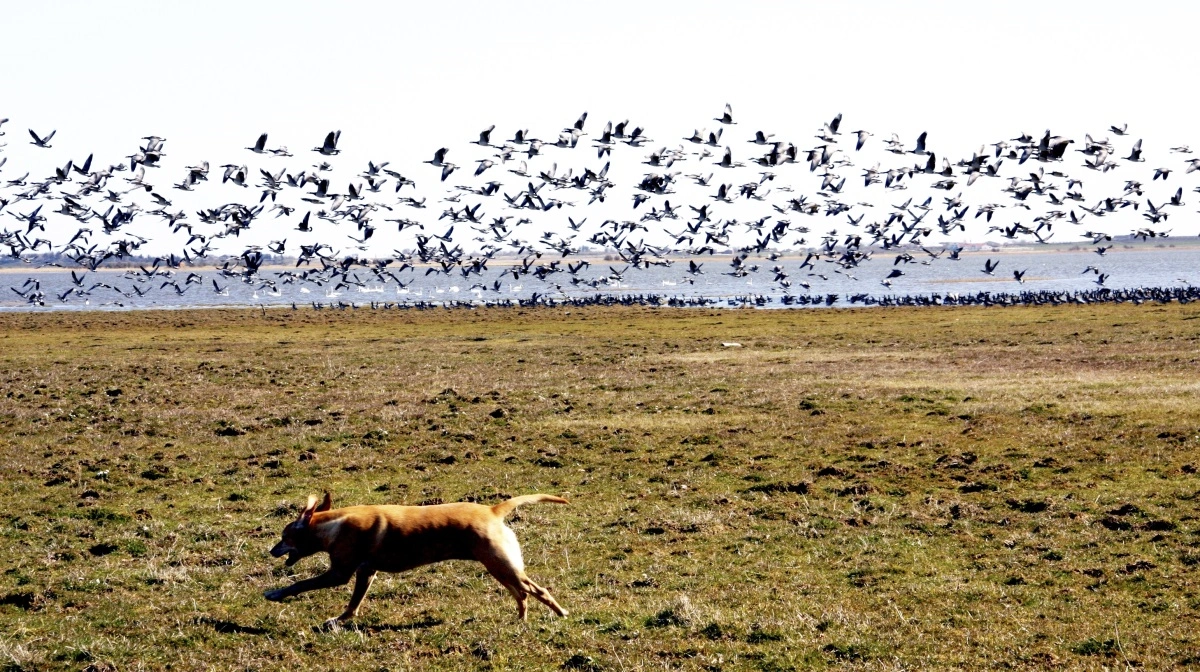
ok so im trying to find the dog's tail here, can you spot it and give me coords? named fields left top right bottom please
left=491, top=494, right=569, bottom=519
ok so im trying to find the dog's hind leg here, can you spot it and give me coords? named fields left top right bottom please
left=478, top=524, right=568, bottom=620
left=334, top=565, right=378, bottom=623
left=518, top=575, right=568, bottom=617
left=480, top=556, right=567, bottom=619
left=499, top=579, right=528, bottom=620
left=483, top=560, right=531, bottom=620
left=484, top=563, right=567, bottom=619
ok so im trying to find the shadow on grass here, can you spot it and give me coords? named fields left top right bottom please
left=199, top=616, right=270, bottom=635
left=0, top=592, right=37, bottom=610
left=355, top=615, right=444, bottom=633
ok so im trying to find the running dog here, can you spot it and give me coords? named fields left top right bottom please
left=264, top=492, right=569, bottom=625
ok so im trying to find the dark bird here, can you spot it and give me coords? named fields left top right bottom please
left=474, top=125, right=496, bottom=146
left=1125, top=139, right=1144, bottom=162
left=714, top=103, right=735, bottom=125
left=247, top=133, right=269, bottom=154
left=313, top=131, right=341, bottom=155
left=28, top=129, right=55, bottom=148
left=911, top=131, right=929, bottom=155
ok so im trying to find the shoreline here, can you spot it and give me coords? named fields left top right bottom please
left=2, top=282, right=1197, bottom=315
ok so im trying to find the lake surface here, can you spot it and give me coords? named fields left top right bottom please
left=2, top=246, right=1197, bottom=311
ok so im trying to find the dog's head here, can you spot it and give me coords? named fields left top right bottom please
left=269, top=492, right=332, bottom=566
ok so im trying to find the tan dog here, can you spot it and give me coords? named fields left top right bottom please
left=264, top=492, right=569, bottom=625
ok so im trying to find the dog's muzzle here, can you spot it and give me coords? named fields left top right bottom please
left=269, top=541, right=293, bottom=559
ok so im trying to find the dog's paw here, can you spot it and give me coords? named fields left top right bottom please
left=263, top=588, right=287, bottom=602
left=320, top=617, right=344, bottom=631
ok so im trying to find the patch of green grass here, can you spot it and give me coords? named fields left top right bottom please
left=0, top=304, right=1198, bottom=669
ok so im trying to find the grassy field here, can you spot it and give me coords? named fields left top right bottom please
left=1, top=303, right=1199, bottom=671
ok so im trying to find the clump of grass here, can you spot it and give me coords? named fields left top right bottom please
left=644, top=595, right=697, bottom=628
left=1072, top=637, right=1119, bottom=656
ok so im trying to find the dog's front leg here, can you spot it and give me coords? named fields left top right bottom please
left=330, top=564, right=377, bottom=625
left=264, top=567, right=353, bottom=602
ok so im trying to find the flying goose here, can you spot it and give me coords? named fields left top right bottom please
left=28, top=129, right=55, bottom=148
left=714, top=103, right=735, bottom=125
left=312, top=130, right=341, bottom=155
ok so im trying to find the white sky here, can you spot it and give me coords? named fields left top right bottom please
left=3, top=1, right=1199, bottom=255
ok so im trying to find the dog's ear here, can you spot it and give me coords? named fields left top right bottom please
left=316, top=492, right=332, bottom=512
left=298, top=494, right=319, bottom=527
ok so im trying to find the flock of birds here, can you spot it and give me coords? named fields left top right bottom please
left=0, top=107, right=1195, bottom=309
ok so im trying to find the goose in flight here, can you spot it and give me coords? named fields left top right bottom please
left=982, top=258, right=999, bottom=275
left=911, top=131, right=929, bottom=155
left=28, top=129, right=55, bottom=148
left=567, top=112, right=587, bottom=133
left=748, top=130, right=774, bottom=145
left=474, top=125, right=495, bottom=146
left=425, top=147, right=450, bottom=167
left=715, top=147, right=744, bottom=168
left=1125, top=139, right=1144, bottom=162
left=313, top=131, right=341, bottom=155
left=247, top=133, right=269, bottom=154
left=827, top=112, right=843, bottom=135
left=714, top=103, right=735, bottom=125
left=294, top=211, right=313, bottom=232
left=853, top=130, right=871, bottom=151
left=507, top=160, right=529, bottom=177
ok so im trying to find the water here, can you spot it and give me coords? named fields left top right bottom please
left=2, top=246, right=1197, bottom=311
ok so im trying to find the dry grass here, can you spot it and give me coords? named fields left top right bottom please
left=1, top=303, right=1199, bottom=670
